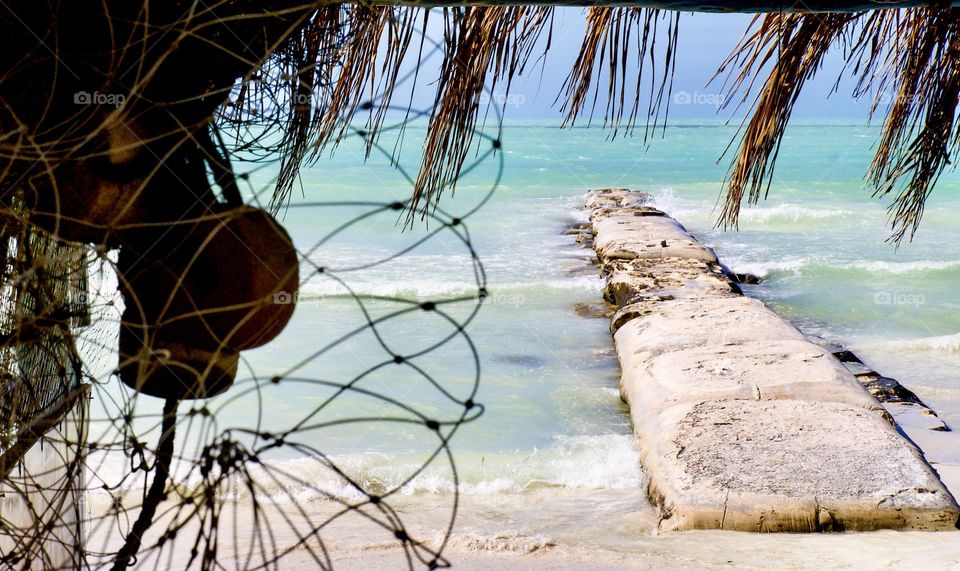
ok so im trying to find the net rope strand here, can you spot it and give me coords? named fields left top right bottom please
left=0, top=12, right=502, bottom=571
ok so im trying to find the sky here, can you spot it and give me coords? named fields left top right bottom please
left=416, top=10, right=879, bottom=121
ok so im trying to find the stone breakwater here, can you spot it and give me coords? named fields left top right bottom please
left=586, top=187, right=960, bottom=532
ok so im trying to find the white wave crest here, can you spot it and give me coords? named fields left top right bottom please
left=443, top=531, right=556, bottom=554
left=841, top=260, right=960, bottom=275
left=86, top=433, right=642, bottom=504
left=738, top=203, right=850, bottom=223
left=722, top=256, right=812, bottom=278
left=297, top=275, right=604, bottom=300
left=723, top=257, right=960, bottom=279
left=897, top=333, right=960, bottom=354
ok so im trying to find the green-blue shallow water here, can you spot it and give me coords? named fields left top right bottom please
left=84, top=120, right=960, bottom=563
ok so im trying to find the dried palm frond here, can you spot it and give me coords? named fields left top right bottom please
left=228, top=6, right=678, bottom=223
left=560, top=8, right=679, bottom=139
left=316, top=6, right=555, bottom=221
left=314, top=6, right=419, bottom=156
left=714, top=12, right=856, bottom=229
left=408, top=6, right=553, bottom=221
left=218, top=5, right=349, bottom=210
left=859, top=8, right=960, bottom=242
left=718, top=7, right=960, bottom=242
left=180, top=4, right=960, bottom=240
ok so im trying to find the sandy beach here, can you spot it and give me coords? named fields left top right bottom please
left=84, top=485, right=960, bottom=569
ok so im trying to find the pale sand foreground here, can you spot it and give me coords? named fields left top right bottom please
left=307, top=527, right=960, bottom=570
left=82, top=448, right=960, bottom=569
left=325, top=486, right=960, bottom=569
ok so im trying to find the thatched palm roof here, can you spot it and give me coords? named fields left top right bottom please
left=313, top=5, right=960, bottom=242
left=2, top=2, right=959, bottom=242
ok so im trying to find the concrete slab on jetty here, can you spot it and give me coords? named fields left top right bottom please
left=586, top=187, right=960, bottom=532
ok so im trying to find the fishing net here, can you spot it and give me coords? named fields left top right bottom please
left=0, top=6, right=501, bottom=570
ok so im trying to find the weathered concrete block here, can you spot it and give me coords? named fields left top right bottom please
left=584, top=187, right=634, bottom=210
left=636, top=400, right=959, bottom=532
left=592, top=213, right=718, bottom=264
left=612, top=296, right=806, bottom=358
left=620, top=340, right=886, bottom=417
left=603, top=258, right=739, bottom=309
left=594, top=214, right=693, bottom=243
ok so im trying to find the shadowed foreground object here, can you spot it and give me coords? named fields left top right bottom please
left=374, top=0, right=958, bottom=7
left=118, top=206, right=299, bottom=400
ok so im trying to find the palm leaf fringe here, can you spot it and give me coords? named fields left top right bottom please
left=224, top=6, right=960, bottom=241
left=719, top=7, right=960, bottom=242
left=230, top=6, right=671, bottom=223
left=560, top=8, right=679, bottom=140
left=715, top=13, right=855, bottom=229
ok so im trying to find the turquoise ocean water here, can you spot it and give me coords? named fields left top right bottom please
left=86, top=120, right=960, bottom=565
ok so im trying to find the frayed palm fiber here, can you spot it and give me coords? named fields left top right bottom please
left=717, top=8, right=960, bottom=242
left=236, top=5, right=960, bottom=241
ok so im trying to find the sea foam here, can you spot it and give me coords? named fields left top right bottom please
left=723, top=257, right=960, bottom=279
left=296, top=275, right=604, bottom=300
left=85, top=433, right=643, bottom=504
left=896, top=333, right=960, bottom=354
left=737, top=203, right=851, bottom=223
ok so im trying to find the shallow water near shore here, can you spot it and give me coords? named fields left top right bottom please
left=86, top=120, right=960, bottom=567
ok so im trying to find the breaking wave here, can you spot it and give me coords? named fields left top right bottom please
left=87, top=434, right=643, bottom=504
left=723, top=257, right=960, bottom=279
